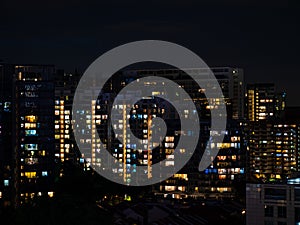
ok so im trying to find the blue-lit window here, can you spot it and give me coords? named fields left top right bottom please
left=42, top=171, right=48, bottom=177
left=25, top=130, right=37, bottom=136
left=205, top=169, right=217, bottom=174
left=4, top=102, right=11, bottom=112
left=25, top=144, right=38, bottom=150
left=4, top=180, right=9, bottom=186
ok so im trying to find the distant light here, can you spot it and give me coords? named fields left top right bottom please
left=42, top=171, right=48, bottom=177
left=242, top=210, right=246, bottom=215
left=4, top=180, right=9, bottom=186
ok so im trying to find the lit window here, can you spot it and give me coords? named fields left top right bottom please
left=25, top=130, right=37, bottom=136
left=24, top=172, right=36, bottom=178
left=24, top=144, right=38, bottom=151
left=4, top=180, right=9, bottom=186
left=165, top=161, right=174, bottom=166
left=25, top=158, right=38, bottom=165
left=42, top=171, right=48, bottom=177
left=165, top=186, right=176, bottom=191
left=25, top=115, right=37, bottom=122
left=25, top=123, right=36, bottom=129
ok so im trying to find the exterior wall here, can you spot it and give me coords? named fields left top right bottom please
left=14, top=65, right=56, bottom=205
left=246, top=183, right=300, bottom=225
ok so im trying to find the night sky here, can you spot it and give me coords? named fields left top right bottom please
left=1, top=0, right=299, bottom=105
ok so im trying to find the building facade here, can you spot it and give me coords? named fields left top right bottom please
left=246, top=182, right=300, bottom=225
left=0, top=64, right=56, bottom=206
left=246, top=83, right=286, bottom=122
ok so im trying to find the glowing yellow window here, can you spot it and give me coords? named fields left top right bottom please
left=25, top=172, right=36, bottom=178
left=25, top=115, right=37, bottom=122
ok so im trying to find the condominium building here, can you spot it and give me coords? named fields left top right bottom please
left=54, top=70, right=83, bottom=175
left=246, top=83, right=286, bottom=122
left=246, top=182, right=300, bottom=225
left=248, top=121, right=300, bottom=182
left=0, top=63, right=56, bottom=206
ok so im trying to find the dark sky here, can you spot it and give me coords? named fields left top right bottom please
left=1, top=0, right=300, bottom=105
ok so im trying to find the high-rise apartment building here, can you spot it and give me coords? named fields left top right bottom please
left=246, top=182, right=300, bottom=225
left=0, top=64, right=56, bottom=206
left=246, top=83, right=286, bottom=122
left=15, top=65, right=56, bottom=205
left=197, top=120, right=246, bottom=197
left=245, top=83, right=295, bottom=182
left=71, top=67, right=244, bottom=195
left=213, top=67, right=244, bottom=120
left=124, top=67, right=244, bottom=120
left=0, top=63, right=14, bottom=207
left=247, top=121, right=300, bottom=182
left=54, top=70, right=82, bottom=176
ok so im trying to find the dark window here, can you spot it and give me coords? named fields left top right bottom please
left=295, top=207, right=300, bottom=223
left=295, top=188, right=300, bottom=201
left=265, top=188, right=286, bottom=200
left=264, top=221, right=273, bottom=225
left=277, top=222, right=286, bottom=225
left=265, top=206, right=274, bottom=217
left=278, top=206, right=286, bottom=218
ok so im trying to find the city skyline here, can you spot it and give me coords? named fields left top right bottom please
left=1, top=62, right=300, bottom=224
left=1, top=1, right=300, bottom=224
